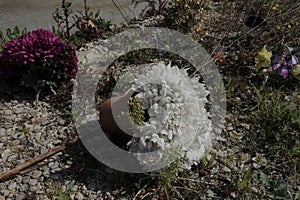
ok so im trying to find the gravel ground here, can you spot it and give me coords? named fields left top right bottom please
left=0, top=92, right=262, bottom=199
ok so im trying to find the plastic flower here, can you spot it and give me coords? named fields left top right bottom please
left=127, top=62, right=212, bottom=170
left=255, top=45, right=272, bottom=72
left=0, top=29, right=77, bottom=80
left=269, top=53, right=298, bottom=79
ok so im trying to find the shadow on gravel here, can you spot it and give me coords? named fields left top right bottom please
left=57, top=140, right=148, bottom=196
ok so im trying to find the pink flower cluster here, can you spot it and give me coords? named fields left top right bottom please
left=0, top=29, right=78, bottom=80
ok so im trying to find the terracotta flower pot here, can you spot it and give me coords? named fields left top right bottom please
left=99, top=93, right=133, bottom=146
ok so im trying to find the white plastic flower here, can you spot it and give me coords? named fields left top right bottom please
left=127, top=62, right=212, bottom=169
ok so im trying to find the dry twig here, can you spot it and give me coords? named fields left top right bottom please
left=0, top=145, right=66, bottom=181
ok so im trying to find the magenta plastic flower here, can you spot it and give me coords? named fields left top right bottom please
left=0, top=29, right=77, bottom=81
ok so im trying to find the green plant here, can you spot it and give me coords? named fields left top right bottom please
left=52, top=0, right=111, bottom=46
left=259, top=172, right=295, bottom=199
left=250, top=89, right=300, bottom=170
left=52, top=0, right=75, bottom=39
left=46, top=181, right=74, bottom=200
left=236, top=168, right=252, bottom=189
left=16, top=126, right=30, bottom=138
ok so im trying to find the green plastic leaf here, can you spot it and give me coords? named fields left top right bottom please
left=22, top=27, right=28, bottom=35
left=13, top=26, right=20, bottom=36
left=6, top=28, right=12, bottom=40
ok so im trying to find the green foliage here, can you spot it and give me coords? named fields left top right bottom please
left=236, top=168, right=252, bottom=189
left=46, top=181, right=74, bottom=200
left=250, top=89, right=300, bottom=170
left=52, top=0, right=111, bottom=47
left=259, top=172, right=294, bottom=200
left=0, top=26, right=28, bottom=50
left=129, top=96, right=145, bottom=126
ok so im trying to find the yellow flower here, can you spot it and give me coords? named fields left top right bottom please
left=255, top=45, right=272, bottom=72
left=291, top=64, right=300, bottom=80
left=271, top=4, right=279, bottom=10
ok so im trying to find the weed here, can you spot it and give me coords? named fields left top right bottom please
left=250, top=89, right=299, bottom=156
left=16, top=126, right=30, bottom=138
left=46, top=181, right=74, bottom=200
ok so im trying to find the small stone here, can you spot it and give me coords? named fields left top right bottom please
left=0, top=196, right=5, bottom=200
left=226, top=126, right=234, bottom=131
left=71, top=185, right=79, bottom=192
left=15, top=175, right=22, bottom=183
left=223, top=166, right=231, bottom=173
left=70, top=194, right=75, bottom=200
left=36, top=190, right=44, bottom=194
left=35, top=117, right=46, bottom=123
left=240, top=123, right=250, bottom=130
left=15, top=194, right=25, bottom=200
left=4, top=102, right=11, bottom=107
left=52, top=140, right=61, bottom=145
left=33, top=125, right=41, bottom=133
left=41, top=120, right=50, bottom=126
left=250, top=186, right=259, bottom=193
left=51, top=168, right=62, bottom=173
left=31, top=170, right=42, bottom=179
left=58, top=119, right=66, bottom=126
left=12, top=140, right=20, bottom=146
left=75, top=192, right=84, bottom=200
left=1, top=149, right=11, bottom=161
left=29, top=179, right=38, bottom=186
left=8, top=182, right=17, bottom=190
left=22, top=177, right=30, bottom=184
left=206, top=189, right=214, bottom=197
left=7, top=154, right=18, bottom=162
left=3, top=190, right=10, bottom=197
left=30, top=186, right=38, bottom=192
left=48, top=162, right=59, bottom=169
left=216, top=136, right=227, bottom=142
left=43, top=170, right=50, bottom=178
left=19, top=184, right=28, bottom=192
left=40, top=146, right=48, bottom=154
left=4, top=110, right=13, bottom=116
left=35, top=132, right=42, bottom=141
left=14, top=108, right=25, bottom=114
left=0, top=128, right=5, bottom=136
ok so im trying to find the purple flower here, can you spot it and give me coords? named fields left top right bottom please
left=0, top=29, right=78, bottom=81
left=269, top=53, right=299, bottom=79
